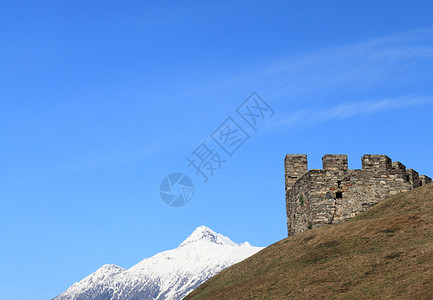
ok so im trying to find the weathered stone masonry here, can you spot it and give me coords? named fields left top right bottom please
left=285, top=154, right=432, bottom=236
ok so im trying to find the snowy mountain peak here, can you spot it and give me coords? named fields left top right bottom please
left=54, top=226, right=262, bottom=300
left=98, top=264, right=125, bottom=273
left=179, top=225, right=237, bottom=247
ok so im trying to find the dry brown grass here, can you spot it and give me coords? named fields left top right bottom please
left=186, top=183, right=433, bottom=300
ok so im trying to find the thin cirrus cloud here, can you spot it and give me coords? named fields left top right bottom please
left=181, top=28, right=433, bottom=105
left=268, top=96, right=432, bottom=130
left=162, top=28, right=433, bottom=149
left=264, top=29, right=433, bottom=102
left=115, top=28, right=433, bottom=162
left=249, top=28, right=433, bottom=131
left=21, top=27, right=432, bottom=181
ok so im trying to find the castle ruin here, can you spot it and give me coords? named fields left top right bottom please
left=285, top=154, right=431, bottom=236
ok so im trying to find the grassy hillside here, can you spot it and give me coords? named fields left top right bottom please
left=186, top=183, right=433, bottom=299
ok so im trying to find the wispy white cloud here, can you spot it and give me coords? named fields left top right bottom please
left=268, top=95, right=432, bottom=130
left=322, top=96, right=432, bottom=119
left=27, top=28, right=432, bottom=181
left=181, top=28, right=433, bottom=103
left=152, top=27, right=433, bottom=156
left=124, top=28, right=433, bottom=157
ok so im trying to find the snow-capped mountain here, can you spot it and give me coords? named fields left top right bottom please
left=54, top=226, right=263, bottom=300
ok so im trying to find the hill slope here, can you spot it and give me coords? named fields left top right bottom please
left=187, top=183, right=433, bottom=299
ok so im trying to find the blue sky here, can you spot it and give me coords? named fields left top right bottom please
left=1, top=1, right=433, bottom=299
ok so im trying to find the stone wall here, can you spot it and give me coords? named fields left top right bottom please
left=285, top=154, right=432, bottom=236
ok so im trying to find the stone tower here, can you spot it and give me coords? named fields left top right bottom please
left=285, top=154, right=431, bottom=236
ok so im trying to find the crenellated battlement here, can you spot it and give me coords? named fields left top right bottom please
left=284, top=154, right=308, bottom=189
left=322, top=154, right=348, bottom=171
left=285, top=154, right=431, bottom=236
left=362, top=154, right=392, bottom=170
